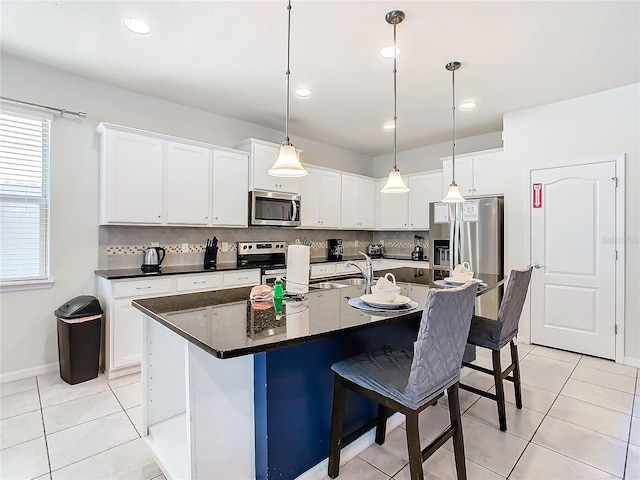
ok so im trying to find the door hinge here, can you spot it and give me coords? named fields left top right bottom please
left=612, top=176, right=619, bottom=187
left=615, top=324, right=618, bottom=334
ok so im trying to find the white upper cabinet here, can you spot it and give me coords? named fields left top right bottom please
left=211, top=150, right=249, bottom=227
left=235, top=138, right=301, bottom=194
left=97, top=123, right=248, bottom=227
left=165, top=142, right=210, bottom=225
left=441, top=148, right=504, bottom=197
left=376, top=178, right=409, bottom=230
left=341, top=174, right=375, bottom=229
left=98, top=127, right=164, bottom=224
left=299, top=166, right=341, bottom=228
left=408, top=171, right=443, bottom=229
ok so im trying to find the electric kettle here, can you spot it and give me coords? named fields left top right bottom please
left=141, top=246, right=166, bottom=273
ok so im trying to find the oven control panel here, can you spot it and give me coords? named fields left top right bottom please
left=237, top=241, right=287, bottom=255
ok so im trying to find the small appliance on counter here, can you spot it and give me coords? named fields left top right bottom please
left=204, top=237, right=218, bottom=269
left=327, top=239, right=343, bottom=261
left=412, top=235, right=425, bottom=261
left=366, top=243, right=384, bottom=258
left=141, top=246, right=166, bottom=273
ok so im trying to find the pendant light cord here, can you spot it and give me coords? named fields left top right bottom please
left=284, top=0, right=292, bottom=145
left=451, top=65, right=456, bottom=184
left=392, top=21, right=398, bottom=171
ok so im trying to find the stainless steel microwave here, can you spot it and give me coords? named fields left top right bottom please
left=249, top=190, right=301, bottom=227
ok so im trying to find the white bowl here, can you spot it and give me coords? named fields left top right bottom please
left=372, top=285, right=401, bottom=302
left=452, top=271, right=474, bottom=282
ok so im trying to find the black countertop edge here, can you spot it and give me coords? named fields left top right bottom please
left=94, top=263, right=251, bottom=280
left=95, top=256, right=429, bottom=280
left=133, top=295, right=423, bottom=360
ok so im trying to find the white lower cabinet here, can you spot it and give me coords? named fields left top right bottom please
left=97, top=269, right=260, bottom=379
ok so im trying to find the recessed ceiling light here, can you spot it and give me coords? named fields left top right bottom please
left=383, top=121, right=395, bottom=131
left=460, top=102, right=476, bottom=110
left=123, top=18, right=152, bottom=35
left=380, top=47, right=399, bottom=59
left=295, top=88, right=312, bottom=97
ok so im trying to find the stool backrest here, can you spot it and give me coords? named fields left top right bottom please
left=497, top=266, right=534, bottom=345
left=406, top=282, right=478, bottom=405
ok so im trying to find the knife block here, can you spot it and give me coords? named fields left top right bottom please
left=203, top=246, right=218, bottom=269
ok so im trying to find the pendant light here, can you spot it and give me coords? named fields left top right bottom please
left=268, top=0, right=307, bottom=178
left=442, top=61, right=465, bottom=203
left=380, top=10, right=409, bottom=194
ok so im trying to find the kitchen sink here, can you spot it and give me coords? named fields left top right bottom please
left=333, top=277, right=367, bottom=286
left=312, top=282, right=350, bottom=289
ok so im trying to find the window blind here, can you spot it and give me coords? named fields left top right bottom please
left=0, top=110, right=51, bottom=282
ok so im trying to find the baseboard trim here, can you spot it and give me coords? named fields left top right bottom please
left=295, top=412, right=405, bottom=480
left=1, top=362, right=58, bottom=384
left=624, top=356, right=640, bottom=368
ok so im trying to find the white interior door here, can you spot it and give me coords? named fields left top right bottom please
left=530, top=161, right=617, bottom=359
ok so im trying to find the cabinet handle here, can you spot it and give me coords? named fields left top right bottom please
left=193, top=281, right=206, bottom=284
left=136, top=286, right=152, bottom=290
left=237, top=276, right=248, bottom=280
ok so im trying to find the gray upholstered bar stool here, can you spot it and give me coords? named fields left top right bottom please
left=328, top=282, right=478, bottom=480
left=460, top=266, right=533, bottom=431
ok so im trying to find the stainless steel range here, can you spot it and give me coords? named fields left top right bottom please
left=237, top=241, right=287, bottom=284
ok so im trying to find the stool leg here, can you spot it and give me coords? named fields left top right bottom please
left=510, top=340, right=523, bottom=409
left=375, top=404, right=389, bottom=445
left=405, top=410, right=424, bottom=480
left=492, top=349, right=507, bottom=431
left=447, top=383, right=467, bottom=480
left=328, top=375, right=346, bottom=478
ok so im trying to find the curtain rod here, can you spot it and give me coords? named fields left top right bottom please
left=0, top=96, right=87, bottom=118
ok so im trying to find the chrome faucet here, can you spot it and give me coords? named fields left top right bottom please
left=344, top=252, right=374, bottom=294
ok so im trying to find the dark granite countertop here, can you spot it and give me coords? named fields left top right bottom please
left=94, top=263, right=251, bottom=280
left=132, top=267, right=503, bottom=359
left=310, top=255, right=429, bottom=264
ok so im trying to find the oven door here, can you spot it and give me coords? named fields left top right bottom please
left=250, top=190, right=301, bottom=227
left=261, top=268, right=287, bottom=285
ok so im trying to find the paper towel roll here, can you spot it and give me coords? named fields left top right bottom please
left=285, top=245, right=310, bottom=294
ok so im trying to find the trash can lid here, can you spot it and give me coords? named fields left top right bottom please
left=55, top=295, right=103, bottom=319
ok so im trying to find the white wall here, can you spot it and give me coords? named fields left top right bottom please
left=0, top=54, right=372, bottom=380
left=371, top=131, right=503, bottom=178
left=503, top=83, right=640, bottom=363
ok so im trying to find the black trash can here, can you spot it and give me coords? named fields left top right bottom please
left=55, top=295, right=103, bottom=385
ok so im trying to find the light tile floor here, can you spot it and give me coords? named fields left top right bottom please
left=0, top=344, right=638, bottom=479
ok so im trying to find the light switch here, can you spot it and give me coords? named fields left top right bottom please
left=181, top=243, right=189, bottom=253
left=151, top=242, right=159, bottom=247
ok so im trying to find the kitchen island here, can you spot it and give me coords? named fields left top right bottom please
left=132, top=267, right=503, bottom=480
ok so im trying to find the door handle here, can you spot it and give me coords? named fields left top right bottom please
left=533, top=263, right=546, bottom=269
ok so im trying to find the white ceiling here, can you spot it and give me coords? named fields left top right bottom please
left=1, top=1, right=638, bottom=157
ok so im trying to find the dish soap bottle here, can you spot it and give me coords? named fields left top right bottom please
left=273, top=276, right=284, bottom=313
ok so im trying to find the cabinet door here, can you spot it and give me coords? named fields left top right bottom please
left=299, top=168, right=321, bottom=227
left=341, top=174, right=359, bottom=228
left=358, top=178, right=376, bottom=229
left=165, top=142, right=210, bottom=225
left=442, top=157, right=473, bottom=197
left=212, top=150, right=249, bottom=226
left=251, top=142, right=299, bottom=193
left=319, top=170, right=341, bottom=228
left=377, top=179, right=409, bottom=230
left=472, top=151, right=504, bottom=196
left=409, top=172, right=442, bottom=229
left=104, top=131, right=164, bottom=224
left=111, top=298, right=144, bottom=369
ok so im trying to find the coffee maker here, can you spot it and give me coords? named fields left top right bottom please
left=411, top=235, right=425, bottom=261
left=327, top=239, right=343, bottom=261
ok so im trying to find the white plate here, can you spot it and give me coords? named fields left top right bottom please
left=443, top=277, right=483, bottom=285
left=360, top=294, right=412, bottom=309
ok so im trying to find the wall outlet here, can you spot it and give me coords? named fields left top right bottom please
left=181, top=243, right=189, bottom=253
left=151, top=242, right=159, bottom=247
left=354, top=240, right=359, bottom=247
left=221, top=241, right=229, bottom=252
left=379, top=239, right=384, bottom=245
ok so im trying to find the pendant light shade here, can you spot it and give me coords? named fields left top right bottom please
left=269, top=0, right=307, bottom=178
left=442, top=61, right=465, bottom=203
left=381, top=10, right=409, bottom=194
left=268, top=144, right=307, bottom=177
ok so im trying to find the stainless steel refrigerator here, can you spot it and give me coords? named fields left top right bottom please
left=429, top=196, right=504, bottom=318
